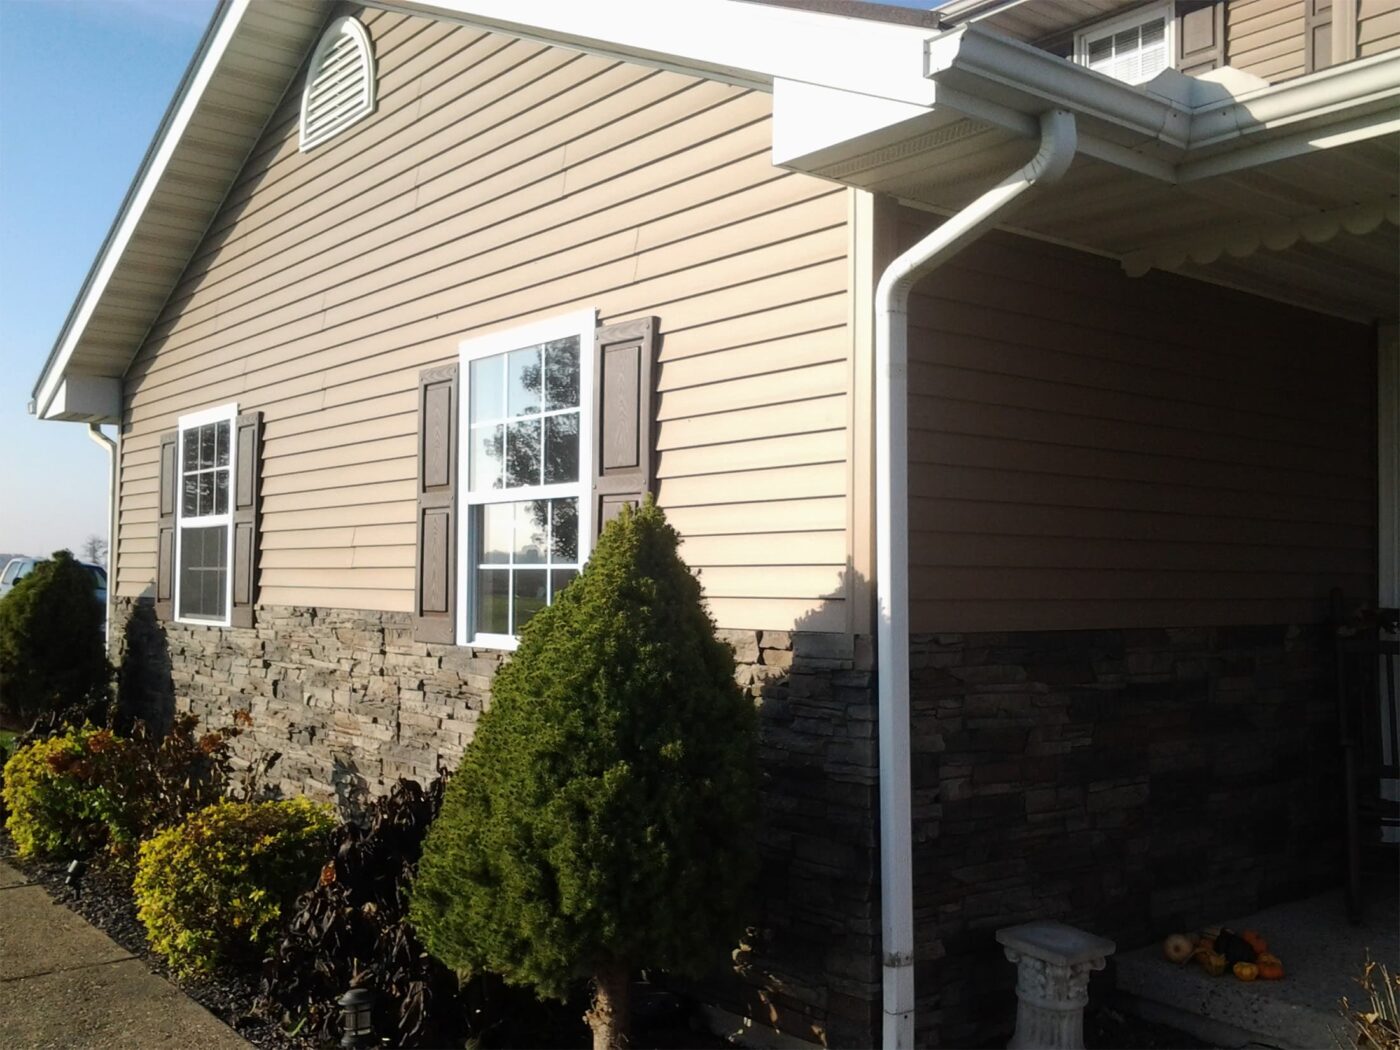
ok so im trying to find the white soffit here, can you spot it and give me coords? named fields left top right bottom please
left=30, top=0, right=326, bottom=420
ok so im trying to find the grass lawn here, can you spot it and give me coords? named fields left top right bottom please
left=0, top=728, right=16, bottom=761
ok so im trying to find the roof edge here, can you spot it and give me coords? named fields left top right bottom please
left=30, top=0, right=241, bottom=415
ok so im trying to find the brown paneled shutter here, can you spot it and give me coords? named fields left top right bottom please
left=230, top=411, right=262, bottom=629
left=155, top=430, right=178, bottom=620
left=414, top=364, right=458, bottom=644
left=592, top=317, right=659, bottom=541
left=1176, top=1, right=1224, bottom=74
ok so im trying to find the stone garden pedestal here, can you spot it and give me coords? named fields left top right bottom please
left=996, top=920, right=1116, bottom=1050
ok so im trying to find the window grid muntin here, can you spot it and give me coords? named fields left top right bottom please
left=458, top=312, right=595, bottom=649
left=472, top=497, right=580, bottom=636
left=468, top=336, right=581, bottom=493
left=174, top=403, right=237, bottom=626
left=180, top=421, right=231, bottom=521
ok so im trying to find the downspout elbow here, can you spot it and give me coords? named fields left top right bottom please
left=876, top=109, right=1076, bottom=314
left=873, top=107, right=1075, bottom=1050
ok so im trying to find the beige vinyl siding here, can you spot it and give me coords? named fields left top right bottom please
left=901, top=211, right=1376, bottom=633
left=1226, top=0, right=1308, bottom=80
left=1358, top=0, right=1400, bottom=54
left=117, top=7, right=852, bottom=633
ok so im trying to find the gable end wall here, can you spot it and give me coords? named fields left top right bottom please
left=116, top=4, right=855, bottom=636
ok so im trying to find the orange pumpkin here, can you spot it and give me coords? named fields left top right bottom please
left=1257, top=955, right=1284, bottom=980
left=1197, top=935, right=1216, bottom=953
left=1241, top=929, right=1269, bottom=956
left=1233, top=962, right=1259, bottom=982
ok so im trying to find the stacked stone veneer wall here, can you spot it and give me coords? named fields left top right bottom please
left=111, top=597, right=881, bottom=1048
left=909, top=624, right=1342, bottom=1048
left=113, top=597, right=1339, bottom=1048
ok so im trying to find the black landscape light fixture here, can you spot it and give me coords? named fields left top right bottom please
left=338, top=986, right=375, bottom=1049
left=64, top=859, right=86, bottom=892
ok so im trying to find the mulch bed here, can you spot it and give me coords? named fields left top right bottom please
left=0, top=830, right=728, bottom=1050
left=3, top=832, right=1209, bottom=1049
left=0, top=832, right=310, bottom=1050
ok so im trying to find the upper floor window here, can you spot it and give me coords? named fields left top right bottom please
left=299, top=17, right=376, bottom=152
left=459, top=311, right=596, bottom=648
left=1075, top=3, right=1173, bottom=85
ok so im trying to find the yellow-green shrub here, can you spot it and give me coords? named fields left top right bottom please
left=134, top=797, right=336, bottom=976
left=2, top=726, right=137, bottom=858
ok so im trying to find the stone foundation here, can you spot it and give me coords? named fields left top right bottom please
left=110, top=598, right=880, bottom=1048
left=909, top=624, right=1341, bottom=1047
left=114, top=599, right=1340, bottom=1048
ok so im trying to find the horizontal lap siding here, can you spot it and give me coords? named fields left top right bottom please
left=1226, top=0, right=1307, bottom=80
left=1359, top=0, right=1400, bottom=55
left=118, top=8, right=851, bottom=633
left=904, top=215, right=1376, bottom=633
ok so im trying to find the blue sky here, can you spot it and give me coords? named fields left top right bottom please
left=0, top=0, right=216, bottom=558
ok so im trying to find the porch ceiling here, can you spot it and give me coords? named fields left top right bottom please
left=1020, top=136, right=1400, bottom=323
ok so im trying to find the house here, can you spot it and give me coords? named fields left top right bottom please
left=29, top=0, right=1399, bottom=1045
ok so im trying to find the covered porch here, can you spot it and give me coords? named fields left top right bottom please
left=774, top=20, right=1398, bottom=1047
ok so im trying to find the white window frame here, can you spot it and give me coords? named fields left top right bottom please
left=299, top=16, right=377, bottom=153
left=456, top=310, right=597, bottom=650
left=174, top=401, right=238, bottom=628
left=1073, top=2, right=1175, bottom=85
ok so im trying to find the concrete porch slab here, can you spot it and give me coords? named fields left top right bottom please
left=1115, top=885, right=1399, bottom=1050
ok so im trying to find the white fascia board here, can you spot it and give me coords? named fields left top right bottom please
left=925, top=25, right=1192, bottom=150
left=1189, top=48, right=1400, bottom=149
left=921, top=25, right=1400, bottom=179
left=369, top=0, right=940, bottom=105
left=31, top=0, right=252, bottom=422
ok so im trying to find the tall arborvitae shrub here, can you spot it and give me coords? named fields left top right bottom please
left=0, top=550, right=106, bottom=726
left=410, top=500, right=759, bottom=1050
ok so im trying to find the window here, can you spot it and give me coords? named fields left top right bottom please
left=1, top=561, right=19, bottom=586
left=1075, top=4, right=1174, bottom=85
left=458, top=312, right=595, bottom=648
left=174, top=403, right=237, bottom=625
left=299, top=17, right=376, bottom=152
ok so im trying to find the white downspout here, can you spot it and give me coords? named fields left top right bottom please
left=875, top=108, right=1077, bottom=1050
left=86, top=422, right=117, bottom=648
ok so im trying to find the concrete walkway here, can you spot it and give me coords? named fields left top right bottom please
left=0, top=859, right=252, bottom=1050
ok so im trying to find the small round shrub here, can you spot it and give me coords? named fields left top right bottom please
left=134, top=797, right=336, bottom=976
left=0, top=550, right=107, bottom=726
left=2, top=726, right=137, bottom=858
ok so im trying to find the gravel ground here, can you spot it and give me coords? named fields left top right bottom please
left=0, top=833, right=309, bottom=1050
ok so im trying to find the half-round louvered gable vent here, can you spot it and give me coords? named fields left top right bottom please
left=299, top=17, right=376, bottom=152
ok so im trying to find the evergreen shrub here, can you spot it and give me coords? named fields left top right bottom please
left=410, top=500, right=759, bottom=1048
left=0, top=550, right=107, bottom=726
left=134, top=797, right=336, bottom=976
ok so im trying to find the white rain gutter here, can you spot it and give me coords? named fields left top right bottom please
left=874, top=107, right=1076, bottom=1050
left=86, top=423, right=117, bottom=646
